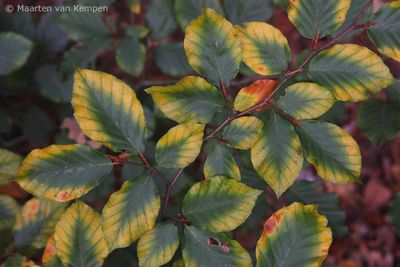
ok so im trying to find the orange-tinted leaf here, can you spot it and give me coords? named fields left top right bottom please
left=234, top=79, right=277, bottom=112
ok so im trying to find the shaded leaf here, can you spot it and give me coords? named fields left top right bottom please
left=175, top=0, right=224, bottom=29
left=389, top=193, right=400, bottom=234
left=145, top=0, right=177, bottom=40
left=103, top=248, right=138, bottom=267
left=0, top=32, right=33, bottom=76
left=0, top=255, right=39, bottom=267
left=234, top=79, right=277, bottom=112
left=204, top=142, right=241, bottom=180
left=224, top=0, right=274, bottom=24
left=116, top=36, right=146, bottom=77
left=0, top=149, right=22, bottom=185
left=0, top=195, right=20, bottom=231
left=222, top=116, right=263, bottom=150
left=154, top=41, right=192, bottom=76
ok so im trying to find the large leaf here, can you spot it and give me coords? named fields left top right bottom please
left=145, top=0, right=177, bottom=40
left=278, top=82, right=335, bottom=120
left=14, top=198, right=65, bottom=250
left=203, top=142, right=241, bottom=180
left=182, top=176, right=261, bottom=232
left=16, top=144, right=113, bottom=202
left=308, top=44, right=394, bottom=101
left=155, top=123, right=205, bottom=168
left=137, top=223, right=179, bottom=267
left=116, top=36, right=146, bottom=77
left=256, top=202, right=332, bottom=267
left=236, top=22, right=291, bottom=75
left=296, top=120, right=361, bottom=183
left=184, top=7, right=242, bottom=88
left=146, top=76, right=224, bottom=124
left=102, top=175, right=160, bottom=251
left=154, top=41, right=192, bottom=76
left=368, top=1, right=400, bottom=62
left=222, top=116, right=263, bottom=150
left=0, top=195, right=20, bottom=231
left=0, top=32, right=33, bottom=76
left=55, top=201, right=108, bottom=267
left=0, top=148, right=22, bottom=185
left=224, top=0, right=274, bottom=24
left=175, top=0, right=223, bottom=29
left=234, top=79, right=277, bottom=112
left=287, top=0, right=351, bottom=39
left=182, top=226, right=252, bottom=267
left=251, top=113, right=303, bottom=197
left=333, top=0, right=373, bottom=36
left=72, top=69, right=147, bottom=152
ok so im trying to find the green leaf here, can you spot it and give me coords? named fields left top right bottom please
left=0, top=32, right=33, bottom=76
left=333, top=0, right=373, bottom=36
left=116, top=36, right=146, bottom=77
left=1, top=255, right=39, bottom=267
left=251, top=113, right=303, bottom=197
left=236, top=22, right=291, bottom=75
left=184, top=7, right=242, bottom=88
left=126, top=0, right=140, bottom=13
left=72, top=69, right=147, bottom=152
left=175, top=0, right=224, bottom=29
left=0, top=195, right=20, bottom=231
left=296, top=120, right=361, bottom=183
left=146, top=76, right=224, bottom=124
left=224, top=0, right=274, bottom=24
left=14, top=198, right=65, bottom=250
left=156, top=123, right=205, bottom=168
left=278, top=82, right=335, bottom=120
left=16, top=144, right=113, bottom=202
left=222, top=116, right=263, bottom=150
left=102, top=175, right=160, bottom=251
left=145, top=0, right=177, bottom=40
left=0, top=148, right=22, bottom=185
left=55, top=201, right=108, bottom=267
left=103, top=248, right=138, bottom=267
left=154, top=41, right=192, bottom=76
left=256, top=202, right=332, bottom=267
left=288, top=0, right=351, bottom=39
left=308, top=44, right=394, bottom=101
left=137, top=223, right=179, bottom=267
left=183, top=226, right=252, bottom=267
left=389, top=193, right=400, bottom=234
left=357, top=98, right=400, bottom=143
left=125, top=25, right=149, bottom=39
left=204, top=142, right=241, bottom=180
left=287, top=181, right=348, bottom=237
left=21, top=106, right=52, bottom=146
left=368, top=1, right=400, bottom=62
left=182, top=176, right=261, bottom=232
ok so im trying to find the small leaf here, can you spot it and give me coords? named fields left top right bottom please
left=1, top=255, right=39, bottom=267
left=16, top=144, right=113, bottom=202
left=308, top=44, right=394, bottom=101
left=278, top=82, right=335, bottom=120
left=222, top=116, right=263, bottom=150
left=296, top=120, right=361, bottom=183
left=137, top=223, right=179, bottom=267
left=234, top=79, right=278, bottom=112
left=288, top=0, right=351, bottom=39
left=0, top=32, right=33, bottom=76
left=368, top=1, right=400, bottom=62
left=204, top=142, right=241, bottom=180
left=0, top=195, right=20, bottom=231
left=183, top=226, right=252, bottom=267
left=72, top=69, right=147, bottom=152
left=116, top=36, right=146, bottom=77
left=102, top=175, right=160, bottom=251
left=55, top=201, right=108, bottom=267
left=182, top=176, right=261, bottom=232
left=256, top=202, right=332, bottom=267
left=175, top=0, right=224, bottom=29
left=0, top=148, right=22, bottom=185
left=126, top=0, right=140, bottom=13
left=236, top=22, right=291, bottom=75
left=251, top=113, right=303, bottom=197
left=184, top=7, right=242, bottom=88
left=156, top=123, right=205, bottom=168
left=389, top=193, right=400, bottom=234
left=145, top=0, right=177, bottom=40
left=154, top=41, right=192, bottom=76
left=224, top=0, right=274, bottom=24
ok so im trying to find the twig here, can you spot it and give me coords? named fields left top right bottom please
left=162, top=168, right=184, bottom=218
left=137, top=152, right=171, bottom=186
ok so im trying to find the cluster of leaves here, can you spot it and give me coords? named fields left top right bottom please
left=1, top=0, right=400, bottom=266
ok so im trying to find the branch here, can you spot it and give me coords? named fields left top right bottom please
left=161, top=168, right=184, bottom=218
left=137, top=152, right=171, bottom=186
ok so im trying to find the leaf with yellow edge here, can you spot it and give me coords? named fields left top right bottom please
left=234, top=80, right=277, bottom=112
left=101, top=174, right=160, bottom=251
left=256, top=202, right=332, bottom=267
left=137, top=223, right=179, bottom=267
left=0, top=148, right=22, bottom=185
left=236, top=22, right=291, bottom=75
left=184, top=7, right=242, bottom=88
left=156, top=123, right=205, bottom=168
left=16, top=144, right=113, bottom=202
left=42, top=235, right=62, bottom=267
left=55, top=201, right=108, bottom=267
left=72, top=69, right=147, bottom=153
left=204, top=142, right=241, bottom=180
left=222, top=116, right=263, bottom=150
left=145, top=76, right=224, bottom=124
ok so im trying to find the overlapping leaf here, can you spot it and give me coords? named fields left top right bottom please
left=296, top=120, right=361, bottom=183
left=16, top=144, right=112, bottom=202
left=182, top=176, right=261, bottom=232
left=222, top=116, right=263, bottom=150
left=156, top=123, right=205, bottom=168
left=278, top=82, right=335, bottom=120
left=116, top=36, right=146, bottom=77
left=146, top=76, right=224, bottom=123
left=175, top=0, right=224, bottom=29
left=154, top=42, right=192, bottom=76
left=251, top=113, right=303, bottom=197
left=0, top=32, right=33, bottom=76
left=236, top=22, right=291, bottom=75
left=184, top=7, right=242, bottom=88
left=203, top=142, right=241, bottom=180
left=42, top=235, right=62, bottom=267
left=0, top=148, right=22, bottom=185
left=145, top=0, right=177, bottom=40
left=256, top=202, right=332, bottom=267
left=55, top=201, right=108, bottom=267
left=234, top=79, right=277, bottom=112
left=137, top=223, right=179, bottom=267
left=308, top=44, right=394, bottom=101
left=0, top=195, right=20, bottom=231
left=102, top=174, right=160, bottom=251
left=72, top=69, right=147, bottom=152
left=1, top=255, right=39, bottom=267
left=288, top=0, right=351, bottom=39
left=224, top=0, right=274, bottom=24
